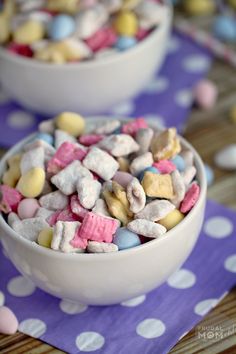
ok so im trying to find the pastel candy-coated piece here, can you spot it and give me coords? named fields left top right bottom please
left=38, top=227, right=53, bottom=248
left=115, top=36, right=137, bottom=51
left=13, top=20, right=45, bottom=45
left=171, top=155, right=186, bottom=172
left=180, top=183, right=200, bottom=213
left=193, top=79, right=218, bottom=110
left=85, top=27, right=117, bottom=52
left=36, top=132, right=54, bottom=145
left=159, top=209, right=184, bottom=231
left=17, top=198, right=40, bottom=219
left=0, top=306, right=18, bottom=335
left=121, top=117, right=148, bottom=136
left=79, top=134, right=104, bottom=146
left=136, top=27, right=149, bottom=40
left=213, top=15, right=236, bottom=42
left=0, top=14, right=10, bottom=44
left=138, top=166, right=159, bottom=182
left=48, top=14, right=76, bottom=41
left=77, top=212, right=119, bottom=243
left=2, top=154, right=22, bottom=188
left=153, top=160, right=176, bottom=174
left=55, top=112, right=85, bottom=137
left=8, top=43, right=33, bottom=57
left=17, top=167, right=45, bottom=198
left=112, top=171, right=133, bottom=188
left=0, top=185, right=22, bottom=214
left=142, top=172, right=174, bottom=199
left=70, top=195, right=89, bottom=220
left=113, top=227, right=141, bottom=250
left=182, top=0, right=215, bottom=15
left=204, top=164, right=214, bottom=186
left=214, top=144, right=236, bottom=170
left=114, top=10, right=138, bottom=36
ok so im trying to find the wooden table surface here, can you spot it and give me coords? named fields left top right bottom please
left=1, top=23, right=236, bottom=354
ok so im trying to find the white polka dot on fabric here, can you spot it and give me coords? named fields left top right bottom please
left=0, top=291, right=5, bottom=306
left=183, top=55, right=211, bottom=73
left=167, top=269, right=196, bottom=289
left=18, top=318, right=47, bottom=338
left=175, top=89, right=193, bottom=107
left=167, top=36, right=180, bottom=53
left=121, top=295, right=146, bottom=307
left=144, top=114, right=166, bottom=129
left=7, top=111, right=35, bottom=129
left=204, top=217, right=233, bottom=239
left=145, top=77, right=169, bottom=94
left=110, top=101, right=135, bottom=115
left=0, top=90, right=10, bottom=104
left=194, top=298, right=218, bottom=316
left=76, top=332, right=105, bottom=352
left=136, top=318, right=166, bottom=339
left=60, top=299, right=88, bottom=314
left=7, top=275, right=36, bottom=297
left=224, top=254, right=236, bottom=273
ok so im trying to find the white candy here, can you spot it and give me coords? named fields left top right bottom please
left=38, top=119, right=55, bottom=134
left=83, top=147, right=119, bottom=181
left=94, top=120, right=121, bottom=134
left=54, top=129, right=77, bottom=149
left=99, top=134, right=140, bottom=157
left=135, top=128, right=154, bottom=155
left=77, top=177, right=101, bottom=209
left=214, top=144, right=236, bottom=171
left=171, top=170, right=185, bottom=207
left=51, top=160, right=93, bottom=195
left=52, top=221, right=83, bottom=253
left=65, top=37, right=92, bottom=60
left=135, top=1, right=168, bottom=29
left=20, top=146, right=45, bottom=174
left=8, top=212, right=20, bottom=227
left=35, top=207, right=54, bottom=220
left=135, top=200, right=175, bottom=221
left=39, top=191, right=69, bottom=211
left=127, top=178, right=146, bottom=213
left=87, top=241, right=118, bottom=253
left=92, top=198, right=110, bottom=217
left=129, top=152, right=153, bottom=176
left=12, top=217, right=48, bottom=241
left=181, top=166, right=196, bottom=187
left=127, top=219, right=167, bottom=238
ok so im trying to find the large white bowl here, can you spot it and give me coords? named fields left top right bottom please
left=0, top=118, right=207, bottom=305
left=0, top=6, right=172, bottom=115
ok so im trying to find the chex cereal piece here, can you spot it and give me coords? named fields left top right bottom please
left=52, top=221, right=85, bottom=253
left=151, top=128, right=181, bottom=161
left=8, top=212, right=20, bottom=227
left=39, top=190, right=69, bottom=211
left=180, top=150, right=194, bottom=167
left=135, top=200, right=175, bottom=221
left=35, top=207, right=54, bottom=220
left=127, top=219, right=167, bottom=238
left=70, top=195, right=89, bottom=220
left=87, top=241, right=118, bottom=253
left=54, top=129, right=77, bottom=149
left=79, top=134, right=104, bottom=146
left=181, top=166, right=196, bottom=187
left=2, top=154, right=22, bottom=188
left=51, top=160, right=93, bottom=195
left=171, top=170, right=186, bottom=207
left=77, top=177, right=101, bottom=209
left=76, top=212, right=119, bottom=243
left=142, top=172, right=174, bottom=199
left=127, top=177, right=146, bottom=213
left=12, top=217, right=48, bottom=241
left=55, top=206, right=78, bottom=222
left=153, top=159, right=176, bottom=174
left=20, top=146, right=45, bottom=174
left=121, top=118, right=148, bottom=136
left=130, top=152, right=153, bottom=176
left=135, top=127, right=154, bottom=154
left=39, top=119, right=55, bottom=134
left=24, top=139, right=55, bottom=162
left=94, top=120, right=120, bottom=134
left=47, top=210, right=61, bottom=226
left=112, top=181, right=133, bottom=217
left=103, top=189, right=131, bottom=225
left=180, top=183, right=200, bottom=213
left=92, top=198, right=111, bottom=217
left=0, top=185, right=22, bottom=213
left=99, top=134, right=139, bottom=157
left=82, top=147, right=119, bottom=181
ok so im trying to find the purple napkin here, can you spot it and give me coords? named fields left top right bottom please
left=0, top=31, right=211, bottom=148
left=0, top=199, right=236, bottom=354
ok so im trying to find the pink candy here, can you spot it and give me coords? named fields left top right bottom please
left=180, top=183, right=200, bottom=213
left=70, top=195, right=89, bottom=220
left=8, top=43, right=33, bottom=57
left=153, top=160, right=176, bottom=174
left=121, top=118, right=148, bottom=136
left=47, top=142, right=87, bottom=174
left=0, top=185, right=22, bottom=213
left=0, top=306, right=18, bottom=335
left=136, top=28, right=149, bottom=40
left=85, top=27, right=117, bottom=52
left=76, top=212, right=119, bottom=243
left=79, top=134, right=104, bottom=146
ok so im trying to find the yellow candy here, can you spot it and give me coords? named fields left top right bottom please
left=112, top=181, right=133, bottom=217
left=182, top=0, right=215, bottom=16
left=47, top=0, right=79, bottom=14
left=0, top=14, right=10, bottom=44
left=35, top=41, right=82, bottom=64
left=229, top=106, right=236, bottom=124
left=17, top=167, right=45, bottom=198
left=13, top=20, right=45, bottom=45
left=103, top=189, right=131, bottom=225
left=55, top=112, right=85, bottom=137
left=117, top=157, right=129, bottom=172
left=159, top=209, right=184, bottom=230
left=151, top=128, right=181, bottom=161
left=38, top=227, right=53, bottom=248
left=2, top=154, right=22, bottom=188
left=114, top=11, right=138, bottom=36
left=142, top=172, right=174, bottom=199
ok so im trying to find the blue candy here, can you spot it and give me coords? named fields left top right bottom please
left=113, top=228, right=141, bottom=250
left=138, top=166, right=159, bottom=182
left=115, top=36, right=137, bottom=51
left=48, top=15, right=76, bottom=41
left=171, top=155, right=185, bottom=172
left=204, top=164, right=214, bottom=186
left=36, top=132, right=54, bottom=145
left=213, top=15, right=236, bottom=42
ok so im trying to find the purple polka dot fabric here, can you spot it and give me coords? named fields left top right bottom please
left=0, top=200, right=236, bottom=354
left=0, top=32, right=212, bottom=148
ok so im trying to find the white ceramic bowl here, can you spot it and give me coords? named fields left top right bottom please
left=0, top=6, right=172, bottom=116
left=0, top=118, right=207, bottom=305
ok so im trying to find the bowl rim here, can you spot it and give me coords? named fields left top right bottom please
left=0, top=116, right=207, bottom=261
left=0, top=4, right=173, bottom=71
